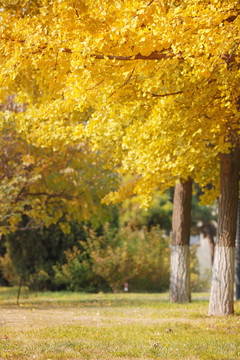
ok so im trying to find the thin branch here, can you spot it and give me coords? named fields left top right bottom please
left=18, top=221, right=45, bottom=231
left=51, top=51, right=59, bottom=96
left=54, top=51, right=59, bottom=71
left=150, top=90, right=183, bottom=97
left=108, top=67, right=135, bottom=100
left=223, top=13, right=240, bottom=23
left=118, top=67, right=135, bottom=90
left=125, top=0, right=156, bottom=26
left=92, top=51, right=180, bottom=61
left=23, top=192, right=74, bottom=201
left=147, top=0, right=155, bottom=6
left=86, top=79, right=104, bottom=91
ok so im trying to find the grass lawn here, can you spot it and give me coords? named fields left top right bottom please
left=0, top=288, right=240, bottom=359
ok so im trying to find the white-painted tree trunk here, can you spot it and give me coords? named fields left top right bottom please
left=235, top=199, right=240, bottom=299
left=170, top=244, right=190, bottom=303
left=209, top=246, right=235, bottom=315
left=208, top=149, right=239, bottom=315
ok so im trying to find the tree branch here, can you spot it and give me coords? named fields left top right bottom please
left=23, top=192, right=74, bottom=201
left=3, top=37, right=180, bottom=61
left=17, top=219, right=44, bottom=231
left=92, top=51, right=180, bottom=61
left=150, top=91, right=183, bottom=97
left=108, top=67, right=135, bottom=100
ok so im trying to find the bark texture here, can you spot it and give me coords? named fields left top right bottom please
left=170, top=178, right=192, bottom=303
left=170, top=245, right=190, bottom=303
left=172, top=178, right=193, bottom=246
left=209, top=246, right=235, bottom=315
left=235, top=199, right=240, bottom=300
left=209, top=149, right=240, bottom=315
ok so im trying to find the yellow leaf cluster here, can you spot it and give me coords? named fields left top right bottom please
left=0, top=0, right=240, bottom=205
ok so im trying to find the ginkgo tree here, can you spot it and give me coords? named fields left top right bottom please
left=0, top=113, right=118, bottom=234
left=0, top=0, right=240, bottom=315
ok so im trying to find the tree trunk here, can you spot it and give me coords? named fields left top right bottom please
left=209, top=149, right=240, bottom=315
left=170, top=177, right=192, bottom=303
left=17, top=276, right=23, bottom=306
left=235, top=198, right=240, bottom=300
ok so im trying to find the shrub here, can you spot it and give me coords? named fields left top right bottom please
left=54, top=224, right=171, bottom=293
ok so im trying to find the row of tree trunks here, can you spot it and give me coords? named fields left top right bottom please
left=170, top=148, right=239, bottom=315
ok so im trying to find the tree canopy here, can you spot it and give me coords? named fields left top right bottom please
left=0, top=116, right=117, bottom=234
left=1, top=0, right=239, bottom=205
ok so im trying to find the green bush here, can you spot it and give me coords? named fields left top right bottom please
left=54, top=224, right=171, bottom=293
left=0, top=220, right=92, bottom=290
left=53, top=245, right=108, bottom=292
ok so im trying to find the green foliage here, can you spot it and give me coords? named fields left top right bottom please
left=0, top=202, right=119, bottom=291
left=0, top=187, right=212, bottom=294
left=55, top=224, right=171, bottom=293
left=0, top=247, right=15, bottom=285
left=191, top=187, right=217, bottom=237
left=0, top=220, right=90, bottom=290
left=120, top=190, right=173, bottom=233
left=53, top=244, right=106, bottom=293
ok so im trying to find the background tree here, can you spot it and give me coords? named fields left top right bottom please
left=0, top=122, right=118, bottom=234
left=119, top=189, right=173, bottom=233
left=1, top=221, right=86, bottom=290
